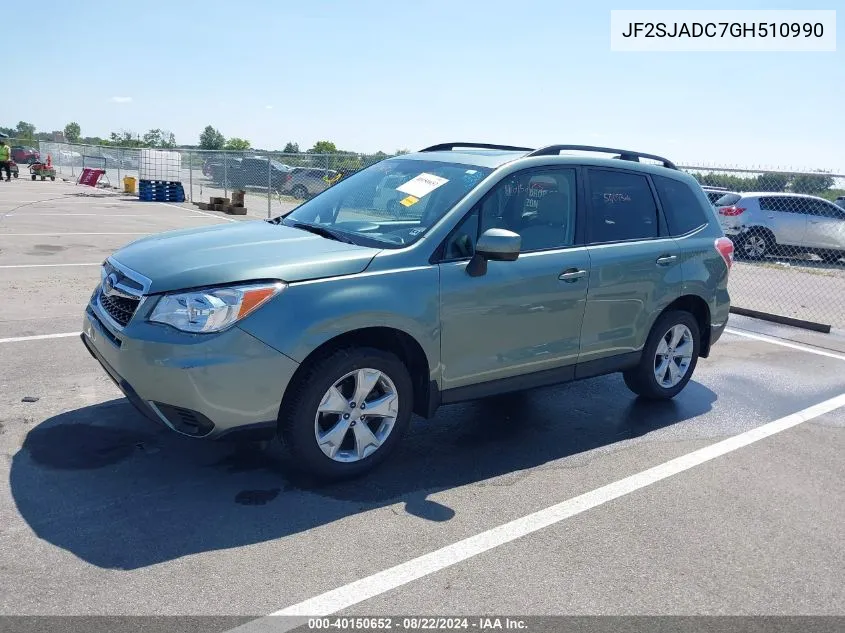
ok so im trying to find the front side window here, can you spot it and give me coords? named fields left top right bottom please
left=280, top=158, right=492, bottom=248
left=587, top=169, right=658, bottom=243
left=442, top=167, right=577, bottom=258
left=807, top=199, right=845, bottom=219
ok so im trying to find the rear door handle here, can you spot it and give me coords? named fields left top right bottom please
left=656, top=254, right=678, bottom=266
left=559, top=268, right=587, bottom=282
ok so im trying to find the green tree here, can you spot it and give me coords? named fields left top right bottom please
left=199, top=125, right=225, bottom=150
left=282, top=141, right=300, bottom=154
left=308, top=140, right=337, bottom=154
left=755, top=172, right=788, bottom=192
left=394, top=148, right=410, bottom=155
left=109, top=130, right=144, bottom=147
left=16, top=121, right=36, bottom=141
left=142, top=128, right=176, bottom=148
left=64, top=122, right=81, bottom=143
left=790, top=172, right=834, bottom=195
left=224, top=137, right=251, bottom=150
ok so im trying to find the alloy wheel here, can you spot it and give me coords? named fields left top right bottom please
left=314, top=368, right=400, bottom=463
left=653, top=324, right=694, bottom=388
left=743, top=234, right=767, bottom=258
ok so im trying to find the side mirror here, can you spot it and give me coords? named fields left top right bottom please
left=467, top=228, right=521, bottom=277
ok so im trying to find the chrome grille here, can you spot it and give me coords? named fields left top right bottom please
left=99, top=293, right=140, bottom=327
left=94, top=259, right=150, bottom=329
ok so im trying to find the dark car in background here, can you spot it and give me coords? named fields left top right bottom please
left=284, top=167, right=341, bottom=199
left=701, top=185, right=732, bottom=206
left=209, top=156, right=294, bottom=191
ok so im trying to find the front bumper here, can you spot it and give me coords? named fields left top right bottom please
left=81, top=298, right=299, bottom=440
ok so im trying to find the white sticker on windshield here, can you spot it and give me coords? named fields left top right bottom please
left=396, top=173, right=449, bottom=199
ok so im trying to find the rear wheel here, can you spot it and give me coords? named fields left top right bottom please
left=623, top=310, right=700, bottom=400
left=277, top=347, right=413, bottom=481
left=737, top=229, right=773, bottom=260
left=291, top=184, right=308, bottom=199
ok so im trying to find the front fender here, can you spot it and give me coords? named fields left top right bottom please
left=237, top=265, right=441, bottom=376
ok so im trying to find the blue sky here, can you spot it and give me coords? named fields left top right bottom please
left=8, top=0, right=843, bottom=171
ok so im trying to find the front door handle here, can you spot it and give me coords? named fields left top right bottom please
left=559, top=268, right=587, bottom=282
left=656, top=254, right=678, bottom=266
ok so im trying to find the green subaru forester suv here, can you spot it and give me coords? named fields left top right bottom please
left=81, top=143, right=733, bottom=480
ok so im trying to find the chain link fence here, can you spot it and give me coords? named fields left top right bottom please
left=35, top=141, right=845, bottom=330
left=682, top=165, right=845, bottom=330
left=37, top=141, right=389, bottom=218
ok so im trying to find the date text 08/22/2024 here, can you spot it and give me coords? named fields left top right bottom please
left=307, top=617, right=529, bottom=630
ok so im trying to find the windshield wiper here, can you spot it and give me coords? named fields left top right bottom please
left=289, top=221, right=355, bottom=244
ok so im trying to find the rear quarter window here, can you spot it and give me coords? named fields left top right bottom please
left=652, top=175, right=709, bottom=236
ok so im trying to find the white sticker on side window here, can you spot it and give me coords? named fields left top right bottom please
left=396, top=173, right=449, bottom=199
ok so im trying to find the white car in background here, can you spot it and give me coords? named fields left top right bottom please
left=716, top=192, right=845, bottom=263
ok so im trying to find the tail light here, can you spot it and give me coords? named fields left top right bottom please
left=719, top=206, right=746, bottom=216
left=715, top=237, right=734, bottom=271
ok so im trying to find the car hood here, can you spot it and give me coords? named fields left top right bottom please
left=110, top=220, right=382, bottom=294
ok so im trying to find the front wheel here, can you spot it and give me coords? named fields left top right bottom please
left=277, top=347, right=414, bottom=481
left=623, top=310, right=700, bottom=400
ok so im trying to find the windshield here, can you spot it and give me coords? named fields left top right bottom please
left=277, top=158, right=493, bottom=248
left=270, top=159, right=291, bottom=171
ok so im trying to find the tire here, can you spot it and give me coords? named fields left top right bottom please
left=291, top=184, right=308, bottom=199
left=736, top=229, right=773, bottom=260
left=277, top=346, right=414, bottom=481
left=31, top=174, right=36, bottom=181
left=623, top=310, right=701, bottom=400
left=820, top=251, right=842, bottom=264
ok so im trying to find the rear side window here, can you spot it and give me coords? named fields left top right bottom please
left=652, top=175, right=708, bottom=236
left=587, top=169, right=658, bottom=243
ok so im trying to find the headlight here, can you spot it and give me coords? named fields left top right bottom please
left=149, top=281, right=286, bottom=333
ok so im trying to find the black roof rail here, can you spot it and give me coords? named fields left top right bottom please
left=526, top=145, right=677, bottom=170
left=419, top=142, right=536, bottom=153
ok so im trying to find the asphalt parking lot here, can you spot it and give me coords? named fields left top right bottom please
left=1, top=179, right=844, bottom=627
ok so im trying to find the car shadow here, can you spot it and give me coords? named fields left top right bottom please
left=9, top=374, right=717, bottom=570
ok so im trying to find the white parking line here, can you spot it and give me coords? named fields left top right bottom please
left=0, top=231, right=150, bottom=237
left=158, top=202, right=238, bottom=223
left=236, top=392, right=845, bottom=630
left=724, top=327, right=845, bottom=362
left=0, top=262, right=101, bottom=269
left=5, top=213, right=218, bottom=218
left=0, top=332, right=80, bottom=344
left=1, top=232, right=148, bottom=236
